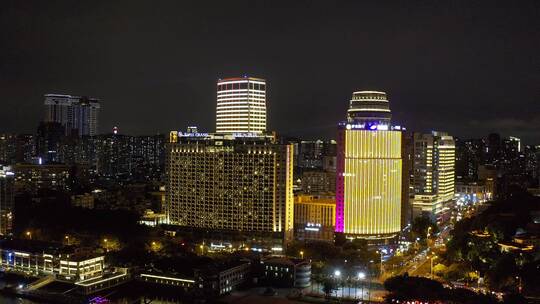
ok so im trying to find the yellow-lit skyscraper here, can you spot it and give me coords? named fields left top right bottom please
left=336, top=91, right=403, bottom=241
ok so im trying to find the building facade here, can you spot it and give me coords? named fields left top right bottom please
left=262, top=257, right=311, bottom=288
left=412, top=132, right=456, bottom=222
left=44, top=94, right=100, bottom=137
left=301, top=170, right=336, bottom=194
left=294, top=195, right=335, bottom=241
left=336, top=91, right=403, bottom=242
left=166, top=132, right=294, bottom=242
left=216, top=77, right=266, bottom=134
left=12, top=163, right=72, bottom=193
left=0, top=239, right=104, bottom=282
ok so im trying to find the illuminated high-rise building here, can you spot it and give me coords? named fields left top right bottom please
left=336, top=91, right=403, bottom=241
left=166, top=132, right=294, bottom=242
left=412, top=132, right=455, bottom=222
left=216, top=77, right=266, bottom=134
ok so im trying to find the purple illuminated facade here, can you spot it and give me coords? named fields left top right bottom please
left=335, top=126, right=345, bottom=232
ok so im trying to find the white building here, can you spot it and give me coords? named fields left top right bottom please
left=216, top=77, right=266, bottom=134
left=44, top=94, right=100, bottom=136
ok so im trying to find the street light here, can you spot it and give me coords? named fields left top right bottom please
left=376, top=250, right=384, bottom=277
left=333, top=270, right=342, bottom=298
left=300, top=250, right=304, bottom=259
left=358, top=272, right=366, bottom=300
left=26, top=231, right=31, bottom=239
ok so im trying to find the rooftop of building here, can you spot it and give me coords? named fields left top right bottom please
left=351, top=90, right=387, bottom=96
left=169, top=131, right=279, bottom=145
left=294, top=194, right=336, bottom=205
left=44, top=94, right=100, bottom=102
left=0, top=238, right=64, bottom=254
left=13, top=163, right=71, bottom=169
left=217, top=77, right=266, bottom=83
left=196, top=258, right=251, bottom=275
left=262, top=256, right=309, bottom=267
left=0, top=239, right=103, bottom=260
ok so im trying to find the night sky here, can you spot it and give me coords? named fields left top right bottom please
left=1, top=1, right=539, bottom=143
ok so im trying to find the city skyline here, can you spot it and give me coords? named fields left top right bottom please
left=1, top=2, right=539, bottom=303
left=1, top=1, right=539, bottom=143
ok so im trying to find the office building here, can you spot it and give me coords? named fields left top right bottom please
left=166, top=132, right=294, bottom=242
left=36, top=121, right=65, bottom=163
left=13, top=163, right=72, bottom=193
left=131, top=134, right=166, bottom=180
left=0, top=166, right=14, bottom=235
left=216, top=77, right=266, bottom=134
left=455, top=138, right=485, bottom=181
left=0, top=134, right=36, bottom=165
left=0, top=135, right=17, bottom=165
left=300, top=170, right=336, bottom=194
left=294, top=194, right=335, bottom=241
left=140, top=258, right=252, bottom=296
left=412, top=132, right=456, bottom=222
left=94, top=134, right=133, bottom=178
left=44, top=94, right=100, bottom=136
left=296, top=140, right=337, bottom=170
left=262, top=257, right=311, bottom=288
left=336, top=91, right=403, bottom=241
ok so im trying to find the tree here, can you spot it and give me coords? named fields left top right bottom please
left=322, top=278, right=337, bottom=300
left=412, top=215, right=439, bottom=241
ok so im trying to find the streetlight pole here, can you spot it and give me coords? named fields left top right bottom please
left=376, top=250, right=384, bottom=278
left=334, top=270, right=341, bottom=299
left=430, top=255, right=437, bottom=279
left=358, top=272, right=365, bottom=301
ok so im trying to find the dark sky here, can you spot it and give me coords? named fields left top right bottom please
left=1, top=1, right=539, bottom=143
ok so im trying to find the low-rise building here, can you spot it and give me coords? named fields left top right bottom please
left=456, top=181, right=493, bottom=203
left=294, top=195, right=335, bottom=241
left=138, top=210, right=167, bottom=227
left=139, top=259, right=252, bottom=296
left=262, top=257, right=311, bottom=288
left=139, top=273, right=195, bottom=290
left=0, top=239, right=104, bottom=282
left=195, top=260, right=252, bottom=295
